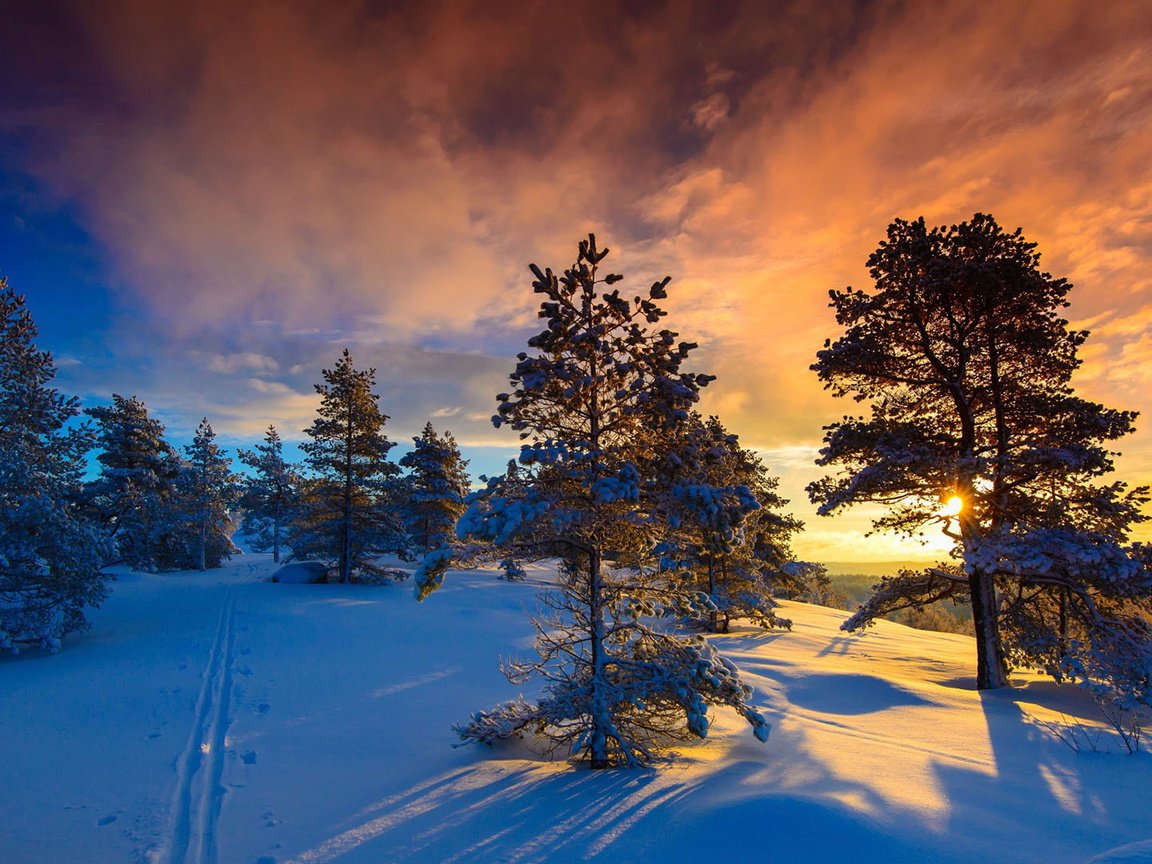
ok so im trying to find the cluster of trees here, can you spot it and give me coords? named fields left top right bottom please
left=79, top=355, right=470, bottom=587
left=421, top=221, right=1152, bottom=766
left=417, top=236, right=820, bottom=767
left=83, top=398, right=239, bottom=573
left=0, top=282, right=470, bottom=650
left=3, top=211, right=1150, bottom=769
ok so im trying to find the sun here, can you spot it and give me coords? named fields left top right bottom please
left=941, top=495, right=963, bottom=517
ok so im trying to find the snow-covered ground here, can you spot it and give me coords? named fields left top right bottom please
left=2, top=555, right=1149, bottom=864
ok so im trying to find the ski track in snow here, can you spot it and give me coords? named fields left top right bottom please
left=162, top=586, right=238, bottom=864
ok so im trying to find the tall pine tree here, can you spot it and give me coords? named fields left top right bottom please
left=238, top=425, right=299, bottom=563
left=177, top=419, right=240, bottom=570
left=399, top=422, right=469, bottom=553
left=292, top=349, right=405, bottom=583
left=0, top=279, right=109, bottom=652
left=660, top=414, right=809, bottom=633
left=85, top=394, right=181, bottom=572
left=425, top=236, right=769, bottom=767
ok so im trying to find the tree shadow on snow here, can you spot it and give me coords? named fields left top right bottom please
left=281, top=759, right=697, bottom=864
left=930, top=686, right=1151, bottom=862
left=282, top=721, right=983, bottom=864
left=785, top=673, right=932, bottom=715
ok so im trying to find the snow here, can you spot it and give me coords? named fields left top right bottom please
left=2, top=555, right=1150, bottom=863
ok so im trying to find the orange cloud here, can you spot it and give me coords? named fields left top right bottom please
left=8, top=0, right=1152, bottom=559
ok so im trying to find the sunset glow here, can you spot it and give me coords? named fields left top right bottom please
left=2, top=1, right=1150, bottom=564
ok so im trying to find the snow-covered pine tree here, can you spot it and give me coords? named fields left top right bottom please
left=426, top=235, right=770, bottom=768
left=85, top=394, right=182, bottom=572
left=659, top=414, right=808, bottom=633
left=176, top=419, right=241, bottom=570
left=0, top=279, right=110, bottom=652
left=398, top=422, right=469, bottom=553
left=291, top=349, right=405, bottom=583
left=809, top=213, right=1152, bottom=702
left=238, top=425, right=299, bottom=563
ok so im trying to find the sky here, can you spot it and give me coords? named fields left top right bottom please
left=2, top=0, right=1151, bottom=564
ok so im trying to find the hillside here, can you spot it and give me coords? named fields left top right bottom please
left=1, top=555, right=1149, bottom=864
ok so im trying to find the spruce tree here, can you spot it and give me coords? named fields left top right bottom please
left=85, top=394, right=181, bottom=572
left=0, top=278, right=109, bottom=652
left=661, top=414, right=808, bottom=632
left=398, top=422, right=469, bottom=553
left=292, top=349, right=405, bottom=583
left=177, top=419, right=240, bottom=570
left=810, top=213, right=1152, bottom=702
left=425, top=235, right=769, bottom=767
left=238, top=425, right=299, bottom=563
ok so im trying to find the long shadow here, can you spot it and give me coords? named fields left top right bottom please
left=282, top=660, right=988, bottom=864
left=283, top=621, right=1152, bottom=864
left=816, top=634, right=864, bottom=658
left=283, top=738, right=963, bottom=864
left=931, top=685, right=1152, bottom=862
left=282, top=759, right=695, bottom=863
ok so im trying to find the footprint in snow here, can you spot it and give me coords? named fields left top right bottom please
left=97, top=815, right=117, bottom=827
left=255, top=702, right=271, bottom=715
left=242, top=751, right=258, bottom=765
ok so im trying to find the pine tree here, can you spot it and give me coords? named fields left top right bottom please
left=238, top=425, right=299, bottom=563
left=810, top=213, right=1152, bottom=701
left=398, top=422, right=469, bottom=553
left=424, top=235, right=770, bottom=767
left=292, top=349, right=405, bottom=583
left=85, top=394, right=181, bottom=572
left=0, top=278, right=110, bottom=652
left=660, top=414, right=808, bottom=632
left=177, top=419, right=240, bottom=570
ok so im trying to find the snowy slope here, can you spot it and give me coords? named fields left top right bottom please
left=1, top=555, right=1149, bottom=864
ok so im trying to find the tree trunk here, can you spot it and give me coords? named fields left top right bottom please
left=198, top=517, right=206, bottom=571
left=1058, top=587, right=1069, bottom=659
left=585, top=284, right=611, bottom=769
left=340, top=489, right=352, bottom=583
left=958, top=474, right=1009, bottom=690
left=588, top=546, right=610, bottom=769
left=341, top=408, right=353, bottom=584
left=707, top=558, right=719, bottom=633
left=974, top=321, right=1011, bottom=689
left=969, top=567, right=1009, bottom=689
